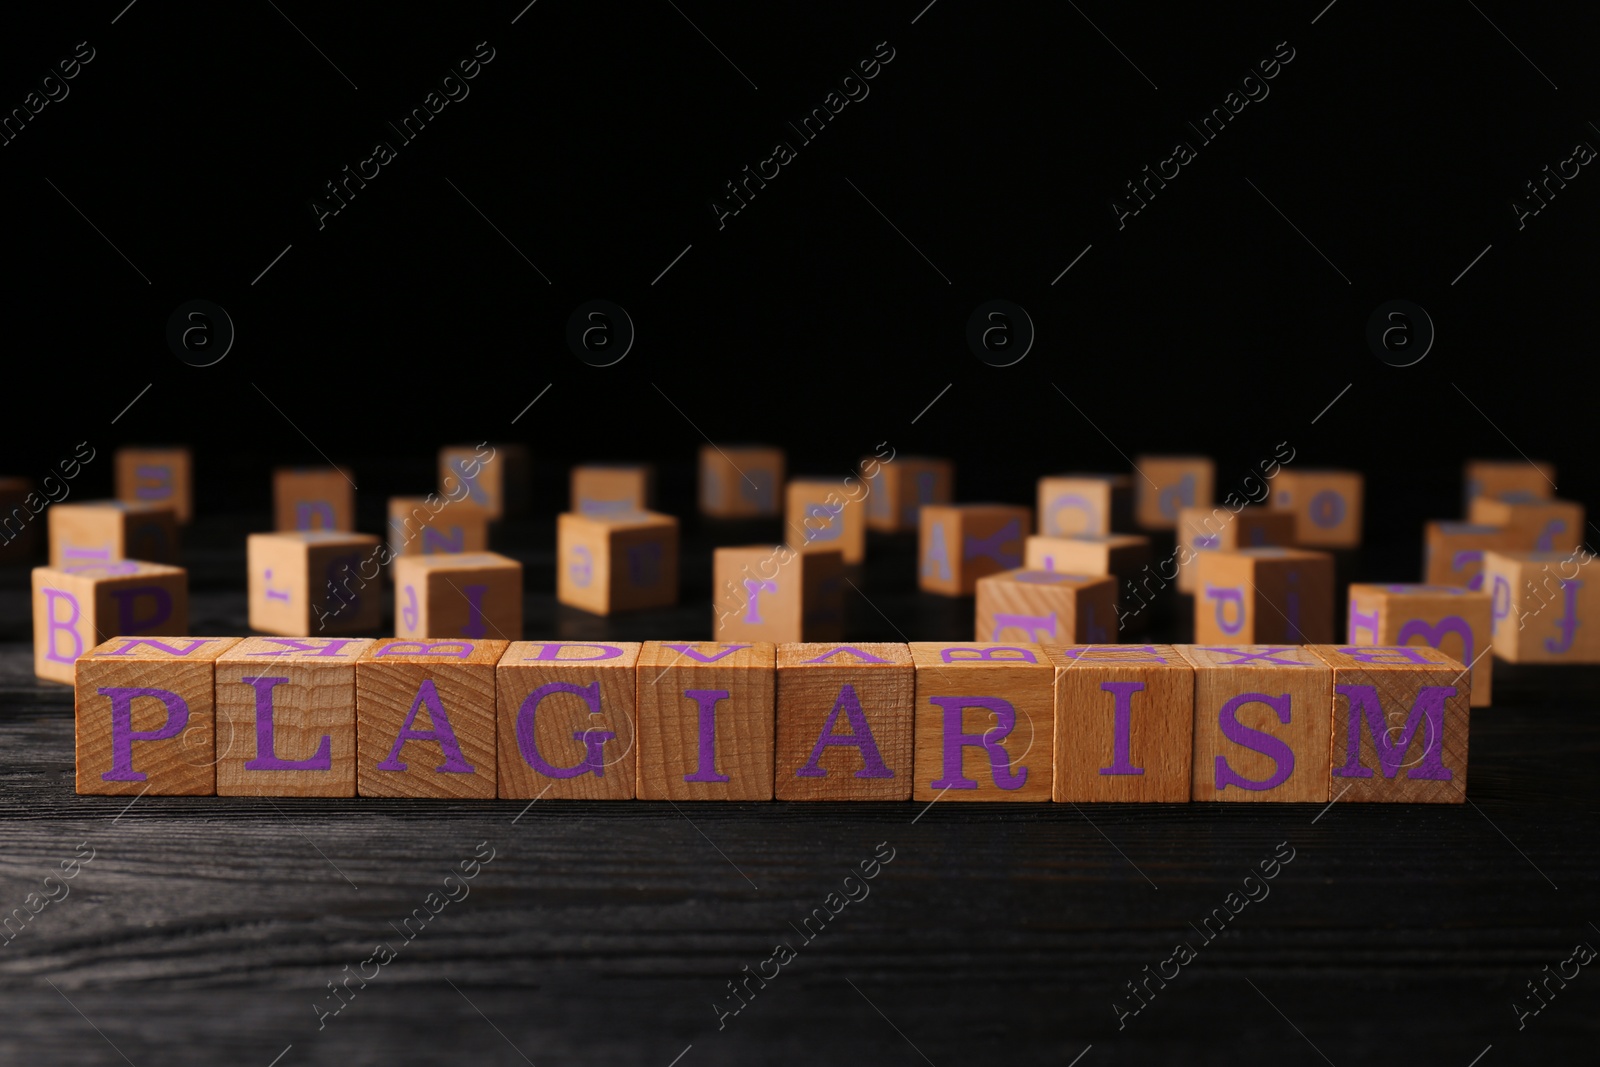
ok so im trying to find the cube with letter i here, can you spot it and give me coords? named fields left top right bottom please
left=214, top=637, right=373, bottom=797
left=1423, top=521, right=1516, bottom=591
left=1175, top=506, right=1295, bottom=593
left=557, top=511, right=679, bottom=615
left=1193, top=547, right=1334, bottom=644
left=247, top=531, right=382, bottom=635
left=774, top=643, right=913, bottom=801
left=1483, top=550, right=1600, bottom=663
left=910, top=643, right=1054, bottom=802
left=49, top=500, right=179, bottom=567
left=32, top=561, right=188, bottom=684
left=1134, top=456, right=1214, bottom=530
left=713, top=545, right=842, bottom=643
left=635, top=642, right=775, bottom=800
left=864, top=455, right=953, bottom=533
left=438, top=443, right=529, bottom=518
left=1347, top=584, right=1493, bottom=706
left=786, top=479, right=866, bottom=564
left=356, top=639, right=508, bottom=798
left=273, top=467, right=355, bottom=531
left=570, top=464, right=655, bottom=517
left=1464, top=459, right=1555, bottom=509
left=974, top=569, right=1116, bottom=645
left=1268, top=469, right=1363, bottom=548
left=394, top=552, right=522, bottom=642
left=1179, top=645, right=1332, bottom=803
left=1036, top=473, right=1130, bottom=537
left=497, top=641, right=640, bottom=800
left=114, top=446, right=193, bottom=524
left=699, top=444, right=784, bottom=518
left=75, top=636, right=242, bottom=795
left=1310, top=644, right=1469, bottom=803
left=1049, top=645, right=1193, bottom=802
left=1467, top=498, right=1583, bottom=554
left=919, top=504, right=1030, bottom=596
left=388, top=496, right=491, bottom=559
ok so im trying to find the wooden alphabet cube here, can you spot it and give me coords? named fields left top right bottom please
left=1178, top=644, right=1332, bottom=803
left=274, top=467, right=355, bottom=531
left=214, top=637, right=373, bottom=797
left=774, top=643, right=913, bottom=801
left=1347, top=584, right=1493, bottom=706
left=1194, top=547, right=1335, bottom=644
left=712, top=545, right=843, bottom=642
left=1134, top=455, right=1214, bottom=530
left=1482, top=550, right=1600, bottom=663
left=1025, top=533, right=1151, bottom=583
left=699, top=444, right=784, bottom=518
left=974, top=569, right=1116, bottom=645
left=395, top=552, right=523, bottom=642
left=1466, top=498, right=1583, bottom=554
left=247, top=531, right=382, bottom=636
left=75, top=636, right=242, bottom=795
left=570, top=464, right=655, bottom=517
left=1048, top=644, right=1193, bottom=802
left=497, top=641, right=641, bottom=800
left=1175, top=506, right=1296, bottom=593
left=1464, top=459, right=1555, bottom=509
left=919, top=504, right=1031, bottom=596
left=115, top=446, right=193, bottom=524
left=1310, top=644, right=1469, bottom=803
left=388, top=496, right=491, bottom=559
left=863, top=455, right=953, bottom=533
left=356, top=638, right=507, bottom=798
left=0, top=476, right=41, bottom=557
left=49, top=500, right=179, bottom=567
left=439, top=443, right=530, bottom=518
left=1036, top=473, right=1131, bottom=537
left=1423, top=521, right=1518, bottom=591
left=786, top=478, right=866, bottom=564
left=32, top=561, right=188, bottom=684
left=1268, top=469, right=1363, bottom=548
left=910, top=643, right=1054, bottom=801
left=635, top=641, right=775, bottom=800
left=557, top=511, right=679, bottom=615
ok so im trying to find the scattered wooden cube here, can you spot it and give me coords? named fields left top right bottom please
left=0, top=476, right=40, bottom=558
left=1464, top=459, right=1555, bottom=508
left=863, top=455, right=953, bottom=533
left=273, top=467, right=355, bottom=531
left=75, top=636, right=242, bottom=795
left=438, top=443, right=530, bottom=518
left=1466, top=498, right=1584, bottom=553
left=774, top=643, right=913, bottom=800
left=497, top=641, right=641, bottom=800
left=387, top=496, right=492, bottom=559
left=1036, top=473, right=1131, bottom=537
left=1134, top=455, right=1214, bottom=530
left=570, top=464, right=654, bottom=517
left=1423, top=521, right=1518, bottom=591
left=1268, top=469, right=1363, bottom=548
left=246, top=531, right=382, bottom=636
left=1193, top=547, right=1335, bottom=644
left=1025, top=533, right=1150, bottom=583
left=1347, top=583, right=1493, bottom=706
left=114, top=446, right=193, bottom=524
left=1048, top=644, right=1193, bottom=802
left=699, top=444, right=784, bottom=518
left=635, top=641, right=776, bottom=800
left=355, top=638, right=508, bottom=798
left=786, top=479, right=866, bottom=564
left=49, top=500, right=179, bottom=567
left=395, top=552, right=523, bottom=642
left=1179, top=644, right=1332, bottom=802
left=918, top=504, right=1031, bottom=596
left=31, top=561, right=188, bottom=684
left=1175, top=505, right=1296, bottom=593
left=214, top=636, right=373, bottom=797
left=712, top=546, right=843, bottom=643
left=1311, top=643, right=1469, bottom=803
left=910, top=643, right=1054, bottom=801
left=974, top=568, right=1116, bottom=645
left=1483, top=550, right=1600, bottom=663
left=557, top=511, right=679, bottom=615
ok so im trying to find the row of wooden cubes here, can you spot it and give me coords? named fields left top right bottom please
left=74, top=637, right=1469, bottom=803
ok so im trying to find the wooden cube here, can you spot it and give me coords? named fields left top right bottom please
left=438, top=443, right=530, bottom=518
left=32, top=561, right=188, bottom=684
left=974, top=569, right=1116, bottom=645
left=1048, top=644, right=1193, bottom=802
left=1268, top=469, right=1363, bottom=548
left=1466, top=498, right=1583, bottom=553
left=114, top=446, right=193, bottom=524
left=1423, top=521, right=1518, bottom=591
left=919, top=504, right=1031, bottom=596
left=557, top=511, right=679, bottom=615
left=570, top=464, right=654, bottom=517
left=75, top=636, right=242, bottom=795
left=273, top=467, right=355, bottom=531
left=387, top=496, right=491, bottom=559
left=355, top=638, right=507, bottom=798
left=1312, top=643, right=1470, bottom=803
left=863, top=455, right=954, bottom=533
left=214, top=636, right=373, bottom=797
left=1036, top=473, right=1131, bottom=537
left=1464, top=459, right=1555, bottom=508
left=1194, top=547, right=1335, bottom=644
left=497, top=641, right=641, bottom=800
left=247, top=531, right=382, bottom=636
left=1347, top=584, right=1493, bottom=706
left=635, top=641, right=775, bottom=800
left=712, top=545, right=843, bottom=643
left=910, top=643, right=1054, bottom=801
left=1483, top=550, right=1600, bottom=663
left=786, top=479, right=866, bottom=564
left=1175, top=506, right=1296, bottom=593
left=0, top=476, right=41, bottom=558
left=1134, top=455, right=1214, bottom=530
left=49, top=500, right=179, bottom=567
left=774, top=643, right=913, bottom=800
left=699, top=444, right=784, bottom=518
left=1025, top=532, right=1150, bottom=579
left=1179, top=644, right=1332, bottom=802
left=395, top=552, right=523, bottom=642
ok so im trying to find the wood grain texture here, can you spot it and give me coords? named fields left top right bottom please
left=1467, top=498, right=1584, bottom=553
left=1193, top=547, right=1335, bottom=644
left=214, top=637, right=371, bottom=797
left=246, top=531, right=382, bottom=636
left=1175, top=505, right=1295, bottom=592
left=1035, top=473, right=1131, bottom=538
left=918, top=504, right=1030, bottom=596
left=634, top=641, right=775, bottom=800
left=774, top=642, right=912, bottom=800
left=386, top=496, right=492, bottom=560
left=974, top=568, right=1116, bottom=645
left=1423, top=520, right=1519, bottom=590
left=910, top=642, right=1054, bottom=802
left=272, top=467, right=355, bottom=531
left=1464, top=458, right=1555, bottom=506
left=355, top=639, right=507, bottom=799
left=393, top=552, right=523, bottom=642
left=30, top=562, right=188, bottom=684
left=863, top=455, right=953, bottom=532
left=496, top=640, right=640, bottom=799
left=570, top=464, right=654, bottom=516
left=712, top=546, right=842, bottom=643
left=1269, top=468, right=1364, bottom=548
left=1047, top=644, right=1193, bottom=802
left=438, top=443, right=529, bottom=518
left=1180, top=644, right=1332, bottom=803
left=557, top=511, right=679, bottom=616
left=1025, top=533, right=1149, bottom=580
left=48, top=500, right=179, bottom=567
left=1347, top=583, right=1494, bottom=705
left=1133, top=455, right=1214, bottom=530
left=1481, top=551, right=1600, bottom=663
left=1310, top=643, right=1470, bottom=803
left=785, top=479, right=866, bottom=564
left=114, top=447, right=193, bottom=524
left=698, top=444, right=783, bottom=518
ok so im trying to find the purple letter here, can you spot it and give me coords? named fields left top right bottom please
left=98, top=687, right=189, bottom=781
left=682, top=689, right=732, bottom=783
left=109, top=585, right=173, bottom=634
left=1334, top=684, right=1455, bottom=781
left=242, top=676, right=332, bottom=771
left=1098, top=682, right=1146, bottom=776
left=1205, top=585, right=1246, bottom=635
left=1214, top=692, right=1295, bottom=792
left=927, top=696, right=1028, bottom=790
left=515, top=681, right=615, bottom=779
left=375, top=679, right=475, bottom=773
left=42, top=589, right=83, bottom=664
left=796, top=684, right=892, bottom=779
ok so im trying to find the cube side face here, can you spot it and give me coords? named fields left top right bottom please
left=1194, top=553, right=1256, bottom=643
left=308, top=540, right=383, bottom=632
left=713, top=548, right=795, bottom=642
left=571, top=466, right=653, bottom=516
left=610, top=520, right=679, bottom=612
left=1464, top=460, right=1555, bottom=507
left=974, top=570, right=1115, bottom=646
left=774, top=646, right=913, bottom=800
left=787, top=482, right=866, bottom=564
left=497, top=641, right=641, bottom=799
left=1424, top=522, right=1512, bottom=590
left=798, top=551, right=845, bottom=642
left=388, top=498, right=491, bottom=560
left=1247, top=550, right=1335, bottom=644
left=557, top=513, right=610, bottom=614
left=1347, top=585, right=1493, bottom=706
left=918, top=507, right=963, bottom=595
left=635, top=641, right=776, bottom=800
left=1038, top=477, right=1114, bottom=538
left=1484, top=552, right=1599, bottom=663
left=248, top=533, right=311, bottom=635
left=1468, top=500, right=1584, bottom=553
left=439, top=446, right=507, bottom=518
left=115, top=448, right=193, bottom=524
left=1048, top=644, right=1193, bottom=802
left=1136, top=457, right=1215, bottom=530
left=273, top=469, right=354, bottom=531
left=909, top=643, right=1054, bottom=802
left=699, top=446, right=783, bottom=518
left=869, top=457, right=952, bottom=532
left=395, top=555, right=523, bottom=642
left=1274, top=471, right=1363, bottom=547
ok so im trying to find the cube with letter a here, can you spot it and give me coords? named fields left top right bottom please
left=570, top=464, right=655, bottom=517
left=1193, top=547, right=1334, bottom=644
left=75, top=636, right=242, bottom=795
left=115, top=447, right=193, bottom=524
left=1467, top=498, right=1583, bottom=554
left=919, top=504, right=1030, bottom=596
left=712, top=545, right=842, bottom=643
left=497, top=641, right=640, bottom=800
left=699, top=444, right=784, bottom=518
left=1311, top=644, right=1469, bottom=803
left=1423, top=521, right=1517, bottom=591
left=775, top=643, right=913, bottom=801
left=1048, top=644, right=1193, bottom=802
left=1482, top=550, right=1600, bottom=663
left=438, top=443, right=530, bottom=518
left=273, top=467, right=355, bottom=531
left=1464, top=459, right=1555, bottom=510
left=786, top=478, right=866, bottom=564
left=1347, top=583, right=1493, bottom=706
left=1179, top=645, right=1332, bottom=803
left=974, top=569, right=1116, bottom=645
left=557, top=511, right=679, bottom=615
left=1134, top=456, right=1214, bottom=530
left=387, top=496, right=491, bottom=560
left=1175, top=506, right=1296, bottom=593
left=394, top=552, right=523, bottom=642
left=214, top=637, right=373, bottom=797
left=635, top=641, right=775, bottom=800
left=356, top=639, right=507, bottom=798
left=910, top=643, right=1054, bottom=802
left=1036, top=473, right=1130, bottom=538
left=863, top=455, right=953, bottom=533
left=32, top=561, right=188, bottom=684
left=1269, top=469, right=1363, bottom=548
left=49, top=500, right=179, bottom=567
left=247, top=531, right=382, bottom=635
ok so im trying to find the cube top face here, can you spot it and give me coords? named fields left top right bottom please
left=1181, top=644, right=1327, bottom=670
left=1226, top=546, right=1331, bottom=564
left=41, top=559, right=183, bottom=581
left=1433, top=522, right=1504, bottom=537
left=1311, top=644, right=1465, bottom=672
left=219, top=636, right=376, bottom=662
left=250, top=530, right=377, bottom=550
left=1134, top=455, right=1215, bottom=528
left=982, top=568, right=1109, bottom=591
left=84, top=635, right=240, bottom=663
left=571, top=464, right=653, bottom=516
left=1050, top=643, right=1186, bottom=666
left=777, top=642, right=913, bottom=668
left=908, top=642, right=1053, bottom=669
left=638, top=641, right=775, bottom=670
left=562, top=510, right=677, bottom=533
left=503, top=640, right=642, bottom=666
left=1350, top=582, right=1479, bottom=597
left=360, top=638, right=508, bottom=666
left=1484, top=549, right=1581, bottom=566
left=394, top=551, right=519, bottom=575
left=56, top=499, right=174, bottom=518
